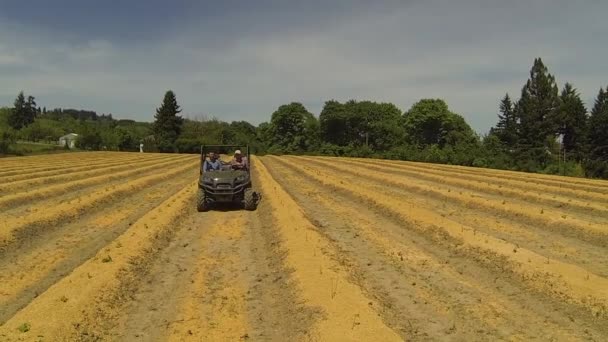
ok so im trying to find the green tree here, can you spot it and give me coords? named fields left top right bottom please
left=558, top=83, right=587, bottom=161
left=494, top=93, right=518, bottom=147
left=7, top=91, right=37, bottom=130
left=76, top=129, right=103, bottom=150
left=152, top=90, right=183, bottom=152
left=269, top=102, right=319, bottom=153
left=515, top=58, right=560, bottom=148
left=585, top=86, right=608, bottom=178
left=403, top=99, right=476, bottom=147
left=116, top=126, right=136, bottom=151
left=319, top=100, right=349, bottom=146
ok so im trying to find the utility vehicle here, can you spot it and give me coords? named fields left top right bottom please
left=197, top=145, right=260, bottom=212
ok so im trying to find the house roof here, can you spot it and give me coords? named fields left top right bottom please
left=59, top=133, right=79, bottom=139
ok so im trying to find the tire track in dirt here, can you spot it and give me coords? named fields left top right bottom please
left=0, top=159, right=199, bottom=251
left=296, top=156, right=608, bottom=247
left=263, top=156, right=605, bottom=340
left=0, top=181, right=197, bottom=341
left=0, top=170, right=194, bottom=324
left=254, top=157, right=403, bottom=341
left=272, top=156, right=608, bottom=321
left=160, top=213, right=251, bottom=341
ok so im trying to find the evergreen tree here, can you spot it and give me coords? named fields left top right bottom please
left=515, top=58, right=560, bottom=148
left=586, top=86, right=608, bottom=177
left=7, top=91, right=34, bottom=130
left=26, top=96, right=37, bottom=123
left=152, top=90, right=183, bottom=152
left=558, top=83, right=587, bottom=160
left=494, top=93, right=518, bottom=147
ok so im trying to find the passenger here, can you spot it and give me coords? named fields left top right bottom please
left=230, top=149, right=248, bottom=170
left=203, top=152, right=222, bottom=172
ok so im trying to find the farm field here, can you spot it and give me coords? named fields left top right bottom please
left=0, top=151, right=607, bottom=341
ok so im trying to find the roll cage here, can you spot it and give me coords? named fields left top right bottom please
left=200, top=145, right=250, bottom=175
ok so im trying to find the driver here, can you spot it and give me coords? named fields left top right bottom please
left=230, top=149, right=248, bottom=170
left=203, top=151, right=222, bottom=172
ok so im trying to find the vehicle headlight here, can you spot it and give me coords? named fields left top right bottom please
left=235, top=175, right=247, bottom=182
left=203, top=176, right=213, bottom=183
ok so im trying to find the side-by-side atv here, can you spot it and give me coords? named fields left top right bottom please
left=197, top=145, right=260, bottom=212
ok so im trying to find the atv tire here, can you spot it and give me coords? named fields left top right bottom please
left=243, top=188, right=257, bottom=211
left=196, top=188, right=210, bottom=212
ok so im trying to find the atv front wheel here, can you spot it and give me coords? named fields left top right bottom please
left=196, top=188, right=210, bottom=212
left=243, top=188, right=257, bottom=211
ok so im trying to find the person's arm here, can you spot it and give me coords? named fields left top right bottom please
left=202, top=160, right=209, bottom=172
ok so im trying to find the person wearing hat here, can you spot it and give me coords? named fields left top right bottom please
left=230, top=149, right=248, bottom=170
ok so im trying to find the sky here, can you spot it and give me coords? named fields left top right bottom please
left=0, top=0, right=606, bottom=133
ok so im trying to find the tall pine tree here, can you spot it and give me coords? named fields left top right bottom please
left=494, top=93, right=518, bottom=148
left=558, top=83, right=587, bottom=160
left=7, top=91, right=36, bottom=130
left=516, top=58, right=560, bottom=148
left=26, top=95, right=37, bottom=123
left=152, top=90, right=183, bottom=152
left=586, top=86, right=608, bottom=177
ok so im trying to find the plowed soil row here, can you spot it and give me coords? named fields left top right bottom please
left=0, top=154, right=188, bottom=190
left=379, top=158, right=608, bottom=194
left=273, top=156, right=608, bottom=320
left=0, top=152, right=165, bottom=177
left=1, top=153, right=606, bottom=341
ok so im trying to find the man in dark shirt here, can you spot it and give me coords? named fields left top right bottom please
left=203, top=152, right=222, bottom=172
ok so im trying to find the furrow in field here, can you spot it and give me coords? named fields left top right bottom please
left=295, top=156, right=608, bottom=247
left=67, top=178, right=314, bottom=341
left=386, top=159, right=608, bottom=194
left=0, top=154, right=188, bottom=193
left=0, top=153, right=138, bottom=173
left=0, top=170, right=194, bottom=324
left=160, top=214, right=250, bottom=342
left=333, top=157, right=608, bottom=215
left=0, top=160, right=199, bottom=250
left=0, top=153, right=93, bottom=168
left=0, top=156, right=197, bottom=210
left=372, top=157, right=608, bottom=205
left=253, top=157, right=403, bottom=341
left=262, top=156, right=606, bottom=340
left=293, top=158, right=608, bottom=277
left=0, top=152, right=168, bottom=178
left=0, top=160, right=112, bottom=177
left=0, top=154, right=179, bottom=186
left=272, top=156, right=608, bottom=320
left=0, top=181, right=197, bottom=341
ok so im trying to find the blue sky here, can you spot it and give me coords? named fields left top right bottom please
left=0, top=0, right=606, bottom=133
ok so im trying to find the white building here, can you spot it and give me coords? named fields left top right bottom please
left=59, top=133, right=78, bottom=149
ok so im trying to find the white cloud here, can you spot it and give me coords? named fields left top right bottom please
left=0, top=1, right=606, bottom=133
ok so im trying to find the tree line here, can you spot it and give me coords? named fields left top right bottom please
left=1, top=58, right=607, bottom=178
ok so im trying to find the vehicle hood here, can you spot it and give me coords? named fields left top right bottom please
left=200, top=170, right=248, bottom=182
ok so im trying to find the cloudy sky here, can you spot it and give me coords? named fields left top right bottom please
left=0, top=0, right=605, bottom=133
